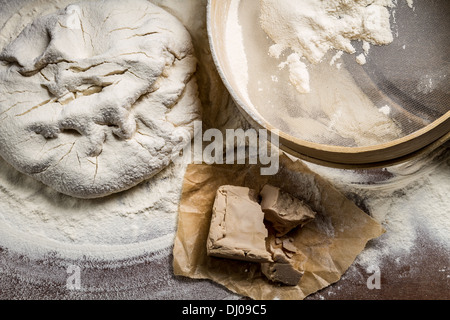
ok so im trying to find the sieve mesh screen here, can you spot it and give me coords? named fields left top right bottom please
left=344, top=0, right=450, bottom=136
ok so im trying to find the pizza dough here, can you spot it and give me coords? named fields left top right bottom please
left=0, top=0, right=201, bottom=199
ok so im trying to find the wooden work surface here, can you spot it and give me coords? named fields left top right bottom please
left=1, top=236, right=448, bottom=300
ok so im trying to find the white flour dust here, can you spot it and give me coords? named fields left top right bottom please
left=357, top=164, right=450, bottom=269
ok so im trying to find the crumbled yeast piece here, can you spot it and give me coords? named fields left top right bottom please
left=261, top=233, right=306, bottom=286
left=206, top=185, right=273, bottom=263
left=260, top=184, right=316, bottom=236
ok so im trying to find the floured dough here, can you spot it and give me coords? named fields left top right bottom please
left=260, top=184, right=316, bottom=237
left=0, top=0, right=201, bottom=199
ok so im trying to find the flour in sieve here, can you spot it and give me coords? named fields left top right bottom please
left=225, top=0, right=404, bottom=148
left=0, top=154, right=187, bottom=261
left=260, top=0, right=414, bottom=94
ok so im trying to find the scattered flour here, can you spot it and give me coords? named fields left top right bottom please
left=329, top=50, right=344, bottom=67
left=362, top=41, right=371, bottom=55
left=357, top=163, right=450, bottom=269
left=279, top=53, right=310, bottom=94
left=306, top=148, right=450, bottom=271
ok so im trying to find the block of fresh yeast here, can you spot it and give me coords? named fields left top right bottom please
left=207, top=185, right=273, bottom=263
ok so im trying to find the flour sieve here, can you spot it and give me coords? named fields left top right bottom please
left=207, top=0, right=450, bottom=168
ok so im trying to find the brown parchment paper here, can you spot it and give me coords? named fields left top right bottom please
left=172, top=154, right=385, bottom=300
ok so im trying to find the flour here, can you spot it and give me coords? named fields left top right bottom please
left=0, top=0, right=201, bottom=199
left=329, top=51, right=344, bottom=67
left=281, top=53, right=310, bottom=94
left=0, top=153, right=186, bottom=261
left=357, top=164, right=450, bottom=270
left=379, top=105, right=392, bottom=115
left=260, top=0, right=413, bottom=93
left=306, top=148, right=450, bottom=271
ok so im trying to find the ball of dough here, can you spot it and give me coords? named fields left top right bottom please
left=0, top=0, right=201, bottom=199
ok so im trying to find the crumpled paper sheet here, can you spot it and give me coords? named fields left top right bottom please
left=173, top=154, right=385, bottom=300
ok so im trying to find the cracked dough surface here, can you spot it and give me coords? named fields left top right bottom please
left=0, top=0, right=201, bottom=199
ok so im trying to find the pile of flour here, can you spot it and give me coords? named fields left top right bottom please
left=260, top=0, right=414, bottom=93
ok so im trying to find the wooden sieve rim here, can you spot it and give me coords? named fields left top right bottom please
left=207, top=0, right=450, bottom=168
